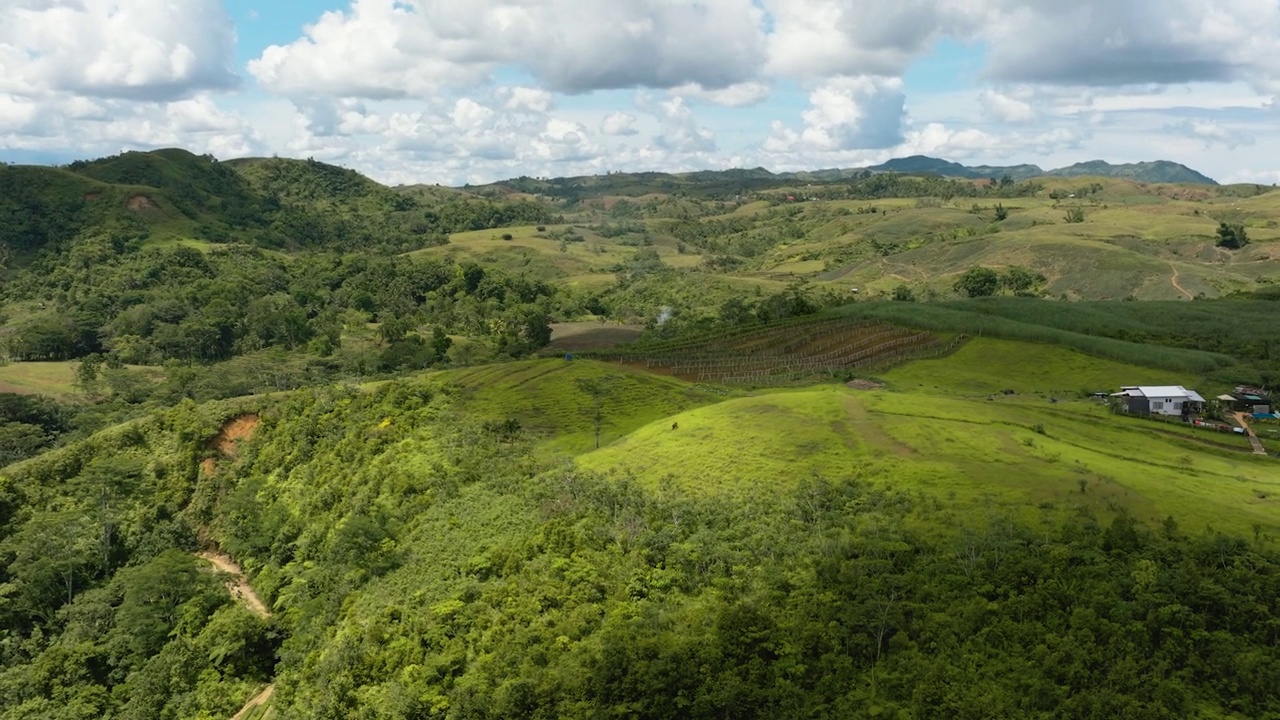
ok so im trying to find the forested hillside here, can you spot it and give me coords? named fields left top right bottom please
left=0, top=375, right=1277, bottom=718
left=3, top=148, right=1280, bottom=718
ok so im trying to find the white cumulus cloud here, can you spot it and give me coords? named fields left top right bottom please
left=600, top=112, right=639, bottom=136
left=767, top=76, right=906, bottom=153
left=0, top=0, right=238, bottom=101
left=249, top=0, right=766, bottom=98
left=978, top=89, right=1037, bottom=123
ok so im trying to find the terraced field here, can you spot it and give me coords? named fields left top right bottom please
left=580, top=315, right=965, bottom=384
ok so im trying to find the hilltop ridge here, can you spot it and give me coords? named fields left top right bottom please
left=850, top=155, right=1217, bottom=185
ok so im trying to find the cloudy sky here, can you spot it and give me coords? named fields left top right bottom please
left=2, top=0, right=1279, bottom=186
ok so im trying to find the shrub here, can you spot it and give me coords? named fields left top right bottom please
left=1216, top=222, right=1248, bottom=250
left=953, top=267, right=999, bottom=298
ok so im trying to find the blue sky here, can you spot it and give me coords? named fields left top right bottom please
left=1, top=1, right=1278, bottom=185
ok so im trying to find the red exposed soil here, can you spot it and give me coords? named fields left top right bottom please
left=211, top=414, right=260, bottom=455
left=202, top=414, right=259, bottom=475
left=83, top=192, right=102, bottom=202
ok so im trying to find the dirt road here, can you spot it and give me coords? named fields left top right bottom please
left=1233, top=412, right=1268, bottom=455
left=200, top=549, right=275, bottom=718
left=198, top=550, right=270, bottom=618
left=230, top=684, right=275, bottom=720
left=1169, top=263, right=1193, bottom=299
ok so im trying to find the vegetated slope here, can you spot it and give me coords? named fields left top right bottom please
left=581, top=346, right=1275, bottom=535
left=0, top=162, right=162, bottom=263
left=427, top=358, right=725, bottom=454
left=1047, top=159, right=1218, bottom=185
left=533, top=174, right=1279, bottom=308
left=68, top=148, right=270, bottom=228
left=0, top=398, right=279, bottom=719
left=6, top=149, right=561, bottom=257
left=2, top=362, right=1280, bottom=717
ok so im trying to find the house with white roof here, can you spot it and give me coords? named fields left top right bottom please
left=1111, top=386, right=1206, bottom=418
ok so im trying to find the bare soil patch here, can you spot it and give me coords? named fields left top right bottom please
left=203, top=414, right=260, bottom=475
left=125, top=194, right=159, bottom=211
left=211, top=414, right=260, bottom=456
left=547, top=322, right=644, bottom=352
left=845, top=379, right=886, bottom=391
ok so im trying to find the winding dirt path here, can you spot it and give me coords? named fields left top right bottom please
left=1168, top=263, right=1193, bottom=299
left=198, top=550, right=276, bottom=719
left=198, top=550, right=270, bottom=618
left=230, top=685, right=275, bottom=720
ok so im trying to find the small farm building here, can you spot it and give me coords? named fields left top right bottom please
left=1112, top=386, right=1206, bottom=417
left=1217, top=388, right=1274, bottom=416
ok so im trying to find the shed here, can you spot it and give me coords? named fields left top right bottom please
left=1222, top=388, right=1273, bottom=415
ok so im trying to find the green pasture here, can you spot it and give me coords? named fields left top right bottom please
left=829, top=302, right=1236, bottom=373
left=0, top=362, right=80, bottom=397
left=576, top=381, right=1277, bottom=537
left=881, top=337, right=1197, bottom=396
left=429, top=359, right=725, bottom=455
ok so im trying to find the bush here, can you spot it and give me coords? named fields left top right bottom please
left=953, top=267, right=999, bottom=298
left=1216, top=222, right=1248, bottom=250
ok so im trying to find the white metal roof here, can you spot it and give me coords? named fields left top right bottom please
left=1130, top=386, right=1205, bottom=402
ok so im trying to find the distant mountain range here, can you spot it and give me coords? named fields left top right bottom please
left=856, top=155, right=1218, bottom=185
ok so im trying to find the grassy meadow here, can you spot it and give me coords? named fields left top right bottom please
left=0, top=361, right=79, bottom=397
